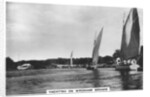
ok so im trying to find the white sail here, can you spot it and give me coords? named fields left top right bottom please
left=120, top=8, right=140, bottom=60
left=70, top=51, right=73, bottom=67
left=92, top=28, right=103, bottom=66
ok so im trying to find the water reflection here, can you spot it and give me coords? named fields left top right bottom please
left=90, top=68, right=142, bottom=90
left=119, top=70, right=130, bottom=90
left=119, top=70, right=143, bottom=90
left=7, top=68, right=143, bottom=95
left=92, top=69, right=100, bottom=87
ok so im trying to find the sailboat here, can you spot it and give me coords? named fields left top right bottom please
left=87, top=27, right=103, bottom=70
left=70, top=51, right=73, bottom=68
left=115, top=8, right=141, bottom=71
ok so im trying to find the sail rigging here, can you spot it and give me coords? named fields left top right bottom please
left=70, top=51, right=73, bottom=67
left=92, top=27, right=103, bottom=66
left=120, top=8, right=140, bottom=60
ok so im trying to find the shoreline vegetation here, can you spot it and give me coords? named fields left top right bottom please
left=6, top=56, right=115, bottom=71
left=6, top=46, right=143, bottom=71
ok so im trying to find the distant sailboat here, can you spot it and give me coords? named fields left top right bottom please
left=70, top=51, right=73, bottom=68
left=87, top=27, right=103, bottom=70
left=116, top=8, right=140, bottom=71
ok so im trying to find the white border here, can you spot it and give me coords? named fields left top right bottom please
left=1, top=0, right=150, bottom=97
left=0, top=0, right=6, bottom=97
left=6, top=0, right=144, bottom=8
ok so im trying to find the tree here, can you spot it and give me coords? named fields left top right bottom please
left=102, top=56, right=114, bottom=64
left=6, top=57, right=17, bottom=70
left=113, top=50, right=121, bottom=59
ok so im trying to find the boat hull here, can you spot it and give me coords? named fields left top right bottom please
left=115, top=65, right=142, bottom=71
left=115, top=65, right=130, bottom=71
left=86, top=65, right=97, bottom=70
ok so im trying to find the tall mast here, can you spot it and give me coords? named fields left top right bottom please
left=70, top=51, right=73, bottom=67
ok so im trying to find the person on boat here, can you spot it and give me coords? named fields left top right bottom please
left=127, top=59, right=131, bottom=65
left=129, top=59, right=140, bottom=71
left=116, top=57, right=121, bottom=65
left=123, top=60, right=127, bottom=65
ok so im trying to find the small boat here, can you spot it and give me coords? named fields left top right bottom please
left=115, top=8, right=141, bottom=71
left=86, top=27, right=103, bottom=70
left=17, top=63, right=32, bottom=70
left=115, top=59, right=140, bottom=71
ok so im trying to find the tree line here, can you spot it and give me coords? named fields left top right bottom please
left=6, top=46, right=143, bottom=71
left=6, top=56, right=114, bottom=71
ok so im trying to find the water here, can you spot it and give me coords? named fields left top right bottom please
left=6, top=68, right=143, bottom=95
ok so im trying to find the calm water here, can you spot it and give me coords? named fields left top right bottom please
left=7, top=68, right=143, bottom=95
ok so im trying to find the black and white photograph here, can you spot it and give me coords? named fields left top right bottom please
left=6, top=1, right=143, bottom=96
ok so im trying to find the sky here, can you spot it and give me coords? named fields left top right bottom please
left=6, top=2, right=143, bottom=61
